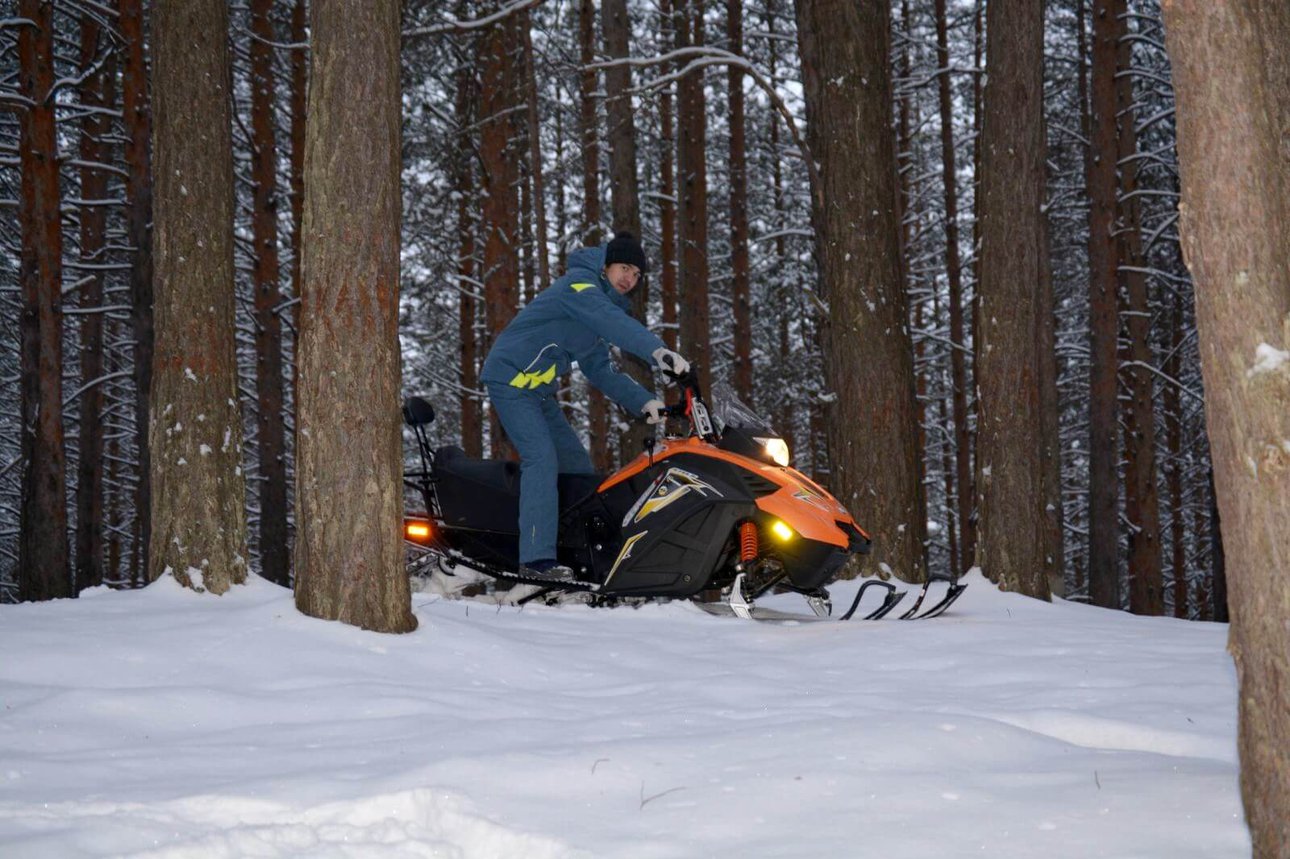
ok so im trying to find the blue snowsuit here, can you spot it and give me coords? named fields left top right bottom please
left=481, top=244, right=666, bottom=565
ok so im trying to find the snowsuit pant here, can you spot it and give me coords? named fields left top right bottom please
left=486, top=382, right=597, bottom=565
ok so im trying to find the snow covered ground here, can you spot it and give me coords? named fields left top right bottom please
left=0, top=571, right=1249, bottom=858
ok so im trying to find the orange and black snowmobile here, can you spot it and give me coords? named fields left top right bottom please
left=402, top=370, right=964, bottom=621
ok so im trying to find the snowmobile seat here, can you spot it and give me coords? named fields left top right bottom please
left=432, top=446, right=607, bottom=535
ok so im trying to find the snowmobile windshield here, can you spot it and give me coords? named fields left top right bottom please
left=708, top=380, right=776, bottom=436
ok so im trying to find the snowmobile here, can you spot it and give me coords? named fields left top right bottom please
left=401, top=370, right=964, bottom=622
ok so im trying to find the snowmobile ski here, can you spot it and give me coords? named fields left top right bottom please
left=693, top=573, right=965, bottom=623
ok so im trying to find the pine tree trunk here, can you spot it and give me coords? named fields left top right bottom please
left=658, top=0, right=679, bottom=354
left=1162, top=1, right=1290, bottom=851
left=289, top=0, right=307, bottom=355
left=479, top=13, right=520, bottom=459
left=972, top=0, right=1052, bottom=598
left=603, top=0, right=653, bottom=464
left=75, top=16, right=113, bottom=593
left=250, top=0, right=290, bottom=587
left=1164, top=290, right=1187, bottom=618
left=935, top=0, right=974, bottom=575
left=521, top=13, right=550, bottom=288
left=795, top=0, right=926, bottom=584
left=120, top=0, right=154, bottom=587
left=294, top=0, right=415, bottom=632
left=149, top=0, right=248, bottom=594
left=454, top=23, right=482, bottom=458
left=727, top=0, right=752, bottom=405
left=17, top=0, right=71, bottom=601
left=1086, top=0, right=1121, bottom=608
left=677, top=0, right=711, bottom=394
left=578, top=0, right=610, bottom=470
left=1114, top=4, right=1162, bottom=614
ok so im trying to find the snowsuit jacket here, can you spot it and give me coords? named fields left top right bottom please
left=480, top=244, right=665, bottom=415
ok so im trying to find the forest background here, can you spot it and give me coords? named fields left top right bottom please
left=0, top=0, right=1221, bottom=616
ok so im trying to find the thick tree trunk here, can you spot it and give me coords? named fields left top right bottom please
left=250, top=0, right=290, bottom=587
left=603, top=0, right=653, bottom=464
left=479, top=14, right=520, bottom=459
left=972, top=0, right=1052, bottom=598
left=17, top=0, right=71, bottom=601
left=578, top=0, right=609, bottom=470
left=677, top=0, right=711, bottom=393
left=795, top=0, right=926, bottom=584
left=120, top=0, right=154, bottom=587
left=75, top=16, right=113, bottom=593
left=658, top=0, right=679, bottom=353
left=727, top=0, right=752, bottom=405
left=1086, top=0, right=1120, bottom=608
left=1162, top=1, right=1290, bottom=851
left=935, top=0, right=973, bottom=575
left=294, top=0, right=415, bottom=632
left=149, top=0, right=248, bottom=594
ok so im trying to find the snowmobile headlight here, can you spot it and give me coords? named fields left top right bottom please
left=770, top=519, right=795, bottom=542
left=755, top=436, right=791, bottom=467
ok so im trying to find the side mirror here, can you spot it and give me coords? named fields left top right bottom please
left=402, top=396, right=435, bottom=427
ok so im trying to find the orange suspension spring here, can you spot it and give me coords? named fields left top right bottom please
left=739, top=520, right=759, bottom=564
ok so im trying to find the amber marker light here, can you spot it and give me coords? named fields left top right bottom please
left=405, top=520, right=433, bottom=542
left=770, top=519, right=794, bottom=542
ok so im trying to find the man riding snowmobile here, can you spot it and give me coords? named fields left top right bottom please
left=480, top=231, right=690, bottom=583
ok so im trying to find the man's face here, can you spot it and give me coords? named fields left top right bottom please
left=605, top=263, right=641, bottom=295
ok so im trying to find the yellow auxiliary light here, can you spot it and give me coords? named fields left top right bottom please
left=770, top=519, right=795, bottom=542
left=405, top=520, right=433, bottom=541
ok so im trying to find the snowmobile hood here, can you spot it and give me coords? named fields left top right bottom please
left=567, top=244, right=633, bottom=313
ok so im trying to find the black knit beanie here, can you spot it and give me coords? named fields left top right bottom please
left=604, top=231, right=649, bottom=273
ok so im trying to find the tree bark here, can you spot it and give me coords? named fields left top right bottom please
left=1164, top=290, right=1187, bottom=618
left=520, top=13, right=550, bottom=289
left=579, top=0, right=610, bottom=470
left=1086, top=0, right=1120, bottom=608
left=17, top=0, right=71, bottom=601
left=1162, top=1, right=1290, bottom=851
left=677, top=0, right=711, bottom=394
left=479, top=13, right=521, bottom=459
left=658, top=0, right=679, bottom=353
left=1115, top=12, right=1162, bottom=615
left=149, top=0, right=248, bottom=594
left=934, top=0, right=973, bottom=575
left=250, top=0, right=290, bottom=587
left=795, top=0, right=926, bottom=584
left=603, top=0, right=653, bottom=465
left=972, top=0, right=1052, bottom=598
left=454, top=19, right=482, bottom=458
left=727, top=0, right=752, bottom=405
left=75, top=15, right=113, bottom=593
left=294, top=0, right=415, bottom=632
left=290, top=0, right=307, bottom=361
left=120, top=0, right=154, bottom=587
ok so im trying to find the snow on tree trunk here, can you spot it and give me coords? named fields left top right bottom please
left=148, top=0, right=248, bottom=594
left=794, top=0, right=927, bottom=584
left=1161, top=0, right=1290, bottom=853
left=293, top=0, right=414, bottom=633
left=973, top=0, right=1053, bottom=599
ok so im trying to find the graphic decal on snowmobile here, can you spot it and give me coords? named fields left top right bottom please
left=624, top=467, right=722, bottom=527
left=604, top=531, right=648, bottom=586
left=792, top=487, right=833, bottom=512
